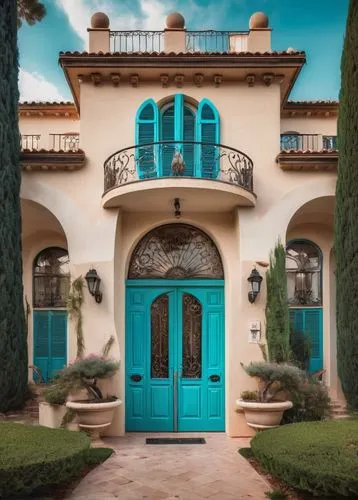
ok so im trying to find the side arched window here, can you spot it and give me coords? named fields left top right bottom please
left=286, top=240, right=322, bottom=306
left=33, top=247, right=70, bottom=308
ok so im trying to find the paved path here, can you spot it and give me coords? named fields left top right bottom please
left=70, top=433, right=269, bottom=500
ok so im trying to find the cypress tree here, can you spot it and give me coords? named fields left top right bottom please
left=265, top=241, right=291, bottom=363
left=0, top=0, right=28, bottom=411
left=335, top=1, right=358, bottom=409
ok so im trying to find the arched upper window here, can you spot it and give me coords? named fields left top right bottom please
left=286, top=240, right=322, bottom=306
left=33, top=247, right=70, bottom=308
left=135, top=95, right=220, bottom=178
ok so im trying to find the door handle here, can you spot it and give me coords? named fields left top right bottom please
left=130, top=374, right=142, bottom=382
left=209, top=375, right=220, bottom=382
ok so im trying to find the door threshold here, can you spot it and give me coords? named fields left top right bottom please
left=146, top=437, right=206, bottom=445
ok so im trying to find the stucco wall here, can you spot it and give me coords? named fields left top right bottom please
left=20, top=116, right=79, bottom=150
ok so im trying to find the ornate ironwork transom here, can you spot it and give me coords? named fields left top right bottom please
left=128, top=224, right=224, bottom=279
left=33, top=247, right=70, bottom=308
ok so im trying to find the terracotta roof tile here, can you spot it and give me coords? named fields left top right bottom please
left=59, top=50, right=305, bottom=57
left=286, top=100, right=339, bottom=106
left=19, top=101, right=75, bottom=106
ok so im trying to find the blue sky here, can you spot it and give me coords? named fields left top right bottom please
left=18, top=0, right=349, bottom=102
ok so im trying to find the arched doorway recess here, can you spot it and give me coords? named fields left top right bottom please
left=125, top=224, right=225, bottom=432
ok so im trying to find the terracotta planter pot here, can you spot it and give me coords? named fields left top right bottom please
left=236, top=399, right=293, bottom=431
left=39, top=401, right=79, bottom=431
left=66, top=399, right=121, bottom=445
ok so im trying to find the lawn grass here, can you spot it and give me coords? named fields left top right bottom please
left=251, top=419, right=358, bottom=497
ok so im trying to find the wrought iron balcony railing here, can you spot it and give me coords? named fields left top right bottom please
left=104, top=141, right=254, bottom=193
left=109, top=30, right=248, bottom=53
left=50, top=133, right=80, bottom=152
left=280, top=134, right=338, bottom=152
left=20, top=134, right=41, bottom=151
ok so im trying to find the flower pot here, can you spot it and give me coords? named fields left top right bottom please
left=236, top=399, right=293, bottom=431
left=39, top=401, right=79, bottom=431
left=66, top=399, right=121, bottom=446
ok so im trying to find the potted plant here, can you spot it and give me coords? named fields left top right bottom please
left=236, top=361, right=304, bottom=430
left=58, top=354, right=120, bottom=444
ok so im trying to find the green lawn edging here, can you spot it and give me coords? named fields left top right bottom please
left=0, top=423, right=91, bottom=497
left=251, top=419, right=358, bottom=497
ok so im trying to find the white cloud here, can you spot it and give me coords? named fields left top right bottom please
left=19, top=68, right=66, bottom=102
left=56, top=0, right=168, bottom=48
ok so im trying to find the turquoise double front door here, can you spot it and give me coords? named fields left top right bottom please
left=126, top=281, right=225, bottom=432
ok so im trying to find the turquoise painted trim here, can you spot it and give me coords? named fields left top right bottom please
left=289, top=307, right=323, bottom=372
left=196, top=98, right=220, bottom=177
left=126, top=279, right=225, bottom=287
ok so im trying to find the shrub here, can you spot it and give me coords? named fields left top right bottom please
left=242, top=362, right=304, bottom=403
left=282, top=377, right=330, bottom=423
left=0, top=422, right=90, bottom=497
left=251, top=419, right=358, bottom=497
left=265, top=241, right=290, bottom=363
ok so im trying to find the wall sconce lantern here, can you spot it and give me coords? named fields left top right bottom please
left=85, top=268, right=103, bottom=304
left=247, top=267, right=263, bottom=303
left=174, top=198, right=181, bottom=219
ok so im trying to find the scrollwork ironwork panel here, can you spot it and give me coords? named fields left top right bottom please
left=151, top=294, right=169, bottom=378
left=182, top=294, right=202, bottom=379
left=103, top=141, right=254, bottom=193
left=128, top=224, right=224, bottom=279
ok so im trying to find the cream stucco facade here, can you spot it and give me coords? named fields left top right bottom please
left=20, top=11, right=340, bottom=437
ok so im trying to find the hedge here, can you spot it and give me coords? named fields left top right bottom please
left=0, top=423, right=91, bottom=497
left=251, top=419, right=358, bottom=497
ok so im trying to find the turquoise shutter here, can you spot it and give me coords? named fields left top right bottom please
left=136, top=99, right=159, bottom=178
left=49, top=311, right=67, bottom=380
left=161, top=105, right=175, bottom=176
left=289, top=308, right=323, bottom=372
left=197, top=99, right=220, bottom=178
left=304, top=308, right=323, bottom=372
left=183, top=106, right=195, bottom=176
left=33, top=311, right=50, bottom=382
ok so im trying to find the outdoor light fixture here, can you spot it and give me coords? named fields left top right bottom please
left=85, top=268, right=102, bottom=304
left=174, top=198, right=181, bottom=219
left=247, top=267, right=263, bottom=303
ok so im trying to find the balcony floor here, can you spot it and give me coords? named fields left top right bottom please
left=102, top=177, right=256, bottom=212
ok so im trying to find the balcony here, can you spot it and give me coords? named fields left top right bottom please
left=20, top=133, right=85, bottom=172
left=102, top=141, right=256, bottom=211
left=277, top=134, right=338, bottom=171
left=20, top=133, right=80, bottom=152
left=109, top=30, right=248, bottom=53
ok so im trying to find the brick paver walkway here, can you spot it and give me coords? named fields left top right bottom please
left=69, top=433, right=269, bottom=500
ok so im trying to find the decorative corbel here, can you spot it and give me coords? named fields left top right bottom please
left=160, top=74, right=169, bottom=88
left=194, top=73, right=204, bottom=87
left=90, top=72, right=102, bottom=86
left=213, top=74, right=223, bottom=87
left=262, top=73, right=274, bottom=86
left=111, top=73, right=121, bottom=86
left=130, top=74, right=139, bottom=87
left=78, top=74, right=85, bottom=84
left=246, top=74, right=256, bottom=87
left=174, top=74, right=184, bottom=88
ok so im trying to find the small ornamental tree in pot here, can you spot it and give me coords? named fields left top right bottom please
left=236, top=362, right=304, bottom=430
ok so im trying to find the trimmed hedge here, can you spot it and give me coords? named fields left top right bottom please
left=251, top=419, right=358, bottom=497
left=0, top=423, right=91, bottom=497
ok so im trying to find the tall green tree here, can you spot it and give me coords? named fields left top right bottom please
left=17, top=0, right=46, bottom=27
left=265, top=240, right=291, bottom=363
left=0, top=0, right=45, bottom=412
left=335, top=0, right=358, bottom=409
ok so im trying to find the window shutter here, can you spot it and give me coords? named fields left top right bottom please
left=304, top=308, right=323, bottom=372
left=49, top=311, right=67, bottom=380
left=33, top=311, right=50, bottom=382
left=183, top=106, right=195, bottom=176
left=161, top=105, right=175, bottom=176
left=136, top=99, right=159, bottom=178
left=197, top=99, right=220, bottom=178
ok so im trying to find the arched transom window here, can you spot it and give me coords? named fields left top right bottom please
left=128, top=224, right=223, bottom=279
left=33, top=247, right=70, bottom=308
left=286, top=240, right=322, bottom=306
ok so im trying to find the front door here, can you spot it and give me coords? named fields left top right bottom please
left=125, top=282, right=225, bottom=432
